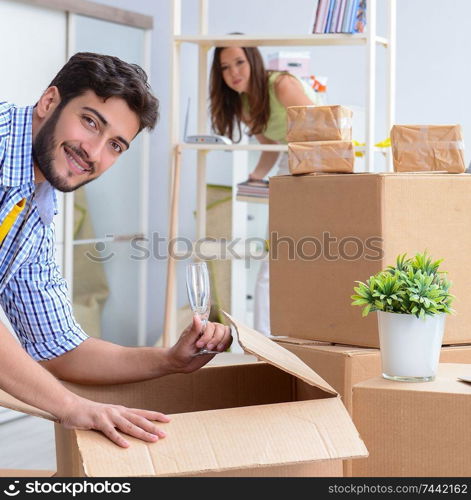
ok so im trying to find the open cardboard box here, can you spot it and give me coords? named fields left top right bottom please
left=0, top=314, right=367, bottom=477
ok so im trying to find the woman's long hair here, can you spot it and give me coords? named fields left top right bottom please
left=209, top=46, right=270, bottom=142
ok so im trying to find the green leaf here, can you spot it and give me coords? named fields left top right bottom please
left=361, top=304, right=372, bottom=317
left=351, top=251, right=454, bottom=318
left=351, top=299, right=369, bottom=306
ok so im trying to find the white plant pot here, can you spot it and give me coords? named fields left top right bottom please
left=377, top=311, right=446, bottom=382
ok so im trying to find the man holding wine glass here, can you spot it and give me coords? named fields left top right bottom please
left=0, top=52, right=232, bottom=450
left=186, top=261, right=225, bottom=356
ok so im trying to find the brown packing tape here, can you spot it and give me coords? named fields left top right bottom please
left=287, top=105, right=353, bottom=142
left=288, top=141, right=354, bottom=175
left=391, top=125, right=466, bottom=173
left=391, top=124, right=463, bottom=143
left=394, top=142, right=464, bottom=152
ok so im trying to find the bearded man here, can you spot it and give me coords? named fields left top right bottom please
left=0, top=52, right=231, bottom=447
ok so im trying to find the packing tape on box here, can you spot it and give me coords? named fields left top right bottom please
left=288, top=115, right=352, bottom=131
left=292, top=148, right=354, bottom=161
left=394, top=140, right=465, bottom=152
left=391, top=125, right=464, bottom=145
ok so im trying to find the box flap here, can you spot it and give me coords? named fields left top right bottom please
left=271, top=336, right=332, bottom=346
left=0, top=389, right=55, bottom=421
left=222, top=311, right=337, bottom=396
left=354, top=363, right=471, bottom=394
left=275, top=339, right=379, bottom=356
left=76, top=398, right=368, bottom=477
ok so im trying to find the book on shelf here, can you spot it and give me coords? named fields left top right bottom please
left=312, top=0, right=367, bottom=34
left=309, top=0, right=320, bottom=33
left=350, top=0, right=367, bottom=33
left=330, top=0, right=341, bottom=33
left=236, top=179, right=269, bottom=199
left=313, top=0, right=329, bottom=33
left=336, top=0, right=347, bottom=32
left=341, top=0, right=353, bottom=32
left=324, top=0, right=336, bottom=33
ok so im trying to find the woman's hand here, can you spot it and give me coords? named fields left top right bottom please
left=248, top=173, right=265, bottom=182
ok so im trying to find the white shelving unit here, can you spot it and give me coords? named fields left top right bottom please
left=163, top=0, right=396, bottom=346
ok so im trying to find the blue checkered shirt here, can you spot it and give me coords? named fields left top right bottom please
left=0, top=101, right=88, bottom=360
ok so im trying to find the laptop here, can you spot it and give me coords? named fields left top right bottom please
left=183, top=98, right=232, bottom=145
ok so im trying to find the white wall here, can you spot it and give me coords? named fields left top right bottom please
left=80, top=0, right=174, bottom=345
left=87, top=0, right=471, bottom=343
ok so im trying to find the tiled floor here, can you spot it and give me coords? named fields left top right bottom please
left=0, top=352, right=257, bottom=472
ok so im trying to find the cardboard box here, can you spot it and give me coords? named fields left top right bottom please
left=0, top=470, right=55, bottom=477
left=391, top=124, right=465, bottom=173
left=286, top=105, right=353, bottom=142
left=269, top=173, right=471, bottom=347
left=288, top=141, right=354, bottom=175
left=352, top=363, right=471, bottom=477
left=271, top=341, right=381, bottom=414
left=272, top=341, right=471, bottom=413
left=0, top=315, right=367, bottom=477
left=271, top=340, right=471, bottom=477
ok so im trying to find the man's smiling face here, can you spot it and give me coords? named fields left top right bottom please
left=33, top=88, right=140, bottom=192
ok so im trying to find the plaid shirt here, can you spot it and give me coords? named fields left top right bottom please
left=0, top=101, right=88, bottom=360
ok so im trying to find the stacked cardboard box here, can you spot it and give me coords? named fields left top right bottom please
left=391, top=124, right=465, bottom=173
left=269, top=171, right=471, bottom=476
left=269, top=173, right=471, bottom=347
left=287, top=105, right=354, bottom=175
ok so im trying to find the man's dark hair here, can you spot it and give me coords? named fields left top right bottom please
left=47, top=52, right=159, bottom=133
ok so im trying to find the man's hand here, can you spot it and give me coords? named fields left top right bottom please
left=58, top=396, right=171, bottom=448
left=51, top=317, right=231, bottom=447
left=167, top=315, right=232, bottom=373
left=0, top=321, right=172, bottom=449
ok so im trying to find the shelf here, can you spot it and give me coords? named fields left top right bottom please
left=164, top=0, right=396, bottom=346
left=72, top=233, right=144, bottom=246
left=236, top=196, right=269, bottom=205
left=175, top=34, right=389, bottom=48
left=179, top=142, right=389, bottom=156
left=180, top=143, right=287, bottom=152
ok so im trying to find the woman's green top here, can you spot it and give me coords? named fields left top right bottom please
left=241, top=71, right=319, bottom=144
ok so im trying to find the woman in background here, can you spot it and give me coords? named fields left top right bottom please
left=209, top=45, right=320, bottom=336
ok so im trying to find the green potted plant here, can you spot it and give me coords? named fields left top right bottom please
left=351, top=251, right=454, bottom=382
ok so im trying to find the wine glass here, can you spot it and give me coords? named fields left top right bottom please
left=186, top=261, right=219, bottom=356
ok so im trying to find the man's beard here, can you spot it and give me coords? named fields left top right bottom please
left=32, top=104, right=94, bottom=193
